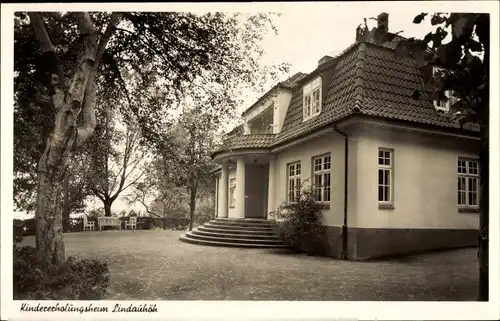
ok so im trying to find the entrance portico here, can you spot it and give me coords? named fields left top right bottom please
left=215, top=153, right=275, bottom=220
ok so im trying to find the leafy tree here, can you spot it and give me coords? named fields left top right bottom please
left=16, top=11, right=288, bottom=264
left=168, top=106, right=221, bottom=231
left=367, top=12, right=489, bottom=301
left=83, top=112, right=148, bottom=217
left=126, top=163, right=188, bottom=219
left=61, top=155, right=92, bottom=231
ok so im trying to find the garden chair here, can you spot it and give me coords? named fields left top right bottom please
left=83, top=215, right=95, bottom=231
left=124, top=217, right=137, bottom=230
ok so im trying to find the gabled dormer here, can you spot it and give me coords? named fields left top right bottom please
left=242, top=73, right=306, bottom=135
left=299, top=54, right=337, bottom=122
left=302, top=76, right=322, bottom=121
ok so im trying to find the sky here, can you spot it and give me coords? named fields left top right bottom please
left=238, top=5, right=453, bottom=115
left=8, top=1, right=497, bottom=219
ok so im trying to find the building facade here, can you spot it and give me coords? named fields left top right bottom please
left=211, top=13, right=480, bottom=260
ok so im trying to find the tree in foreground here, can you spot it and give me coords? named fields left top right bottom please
left=369, top=12, right=489, bottom=301
left=17, top=11, right=288, bottom=265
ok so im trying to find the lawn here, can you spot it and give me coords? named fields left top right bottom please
left=20, top=230, right=479, bottom=300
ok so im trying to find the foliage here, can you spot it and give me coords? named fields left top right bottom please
left=167, top=106, right=222, bottom=231
left=82, top=111, right=149, bottom=217
left=128, top=104, right=222, bottom=231
left=358, top=11, right=491, bottom=301
left=389, top=13, right=489, bottom=127
left=273, top=188, right=325, bottom=255
left=13, top=244, right=109, bottom=300
left=14, top=12, right=289, bottom=211
left=194, top=204, right=215, bottom=226
left=13, top=219, right=26, bottom=244
left=391, top=11, right=489, bottom=302
left=126, top=164, right=188, bottom=219
left=15, top=11, right=288, bottom=264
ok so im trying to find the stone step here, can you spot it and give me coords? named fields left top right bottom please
left=183, top=231, right=283, bottom=245
left=191, top=229, right=279, bottom=240
left=214, top=218, right=275, bottom=223
left=210, top=219, right=276, bottom=227
left=198, top=226, right=277, bottom=235
left=205, top=222, right=276, bottom=231
left=179, top=234, right=288, bottom=248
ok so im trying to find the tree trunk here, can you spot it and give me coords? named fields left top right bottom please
left=478, top=15, right=490, bottom=301
left=62, top=174, right=71, bottom=233
left=188, top=186, right=197, bottom=231
left=478, top=87, right=489, bottom=301
left=35, top=171, right=66, bottom=265
left=104, top=199, right=113, bottom=217
left=30, top=12, right=119, bottom=266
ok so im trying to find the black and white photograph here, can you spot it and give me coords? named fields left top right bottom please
left=1, top=1, right=499, bottom=320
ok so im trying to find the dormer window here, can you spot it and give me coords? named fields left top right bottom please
left=303, top=76, right=322, bottom=121
left=433, top=66, right=459, bottom=112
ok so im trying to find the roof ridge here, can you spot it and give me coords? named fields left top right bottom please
left=353, top=42, right=366, bottom=112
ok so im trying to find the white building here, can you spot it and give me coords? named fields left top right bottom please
left=210, top=13, right=480, bottom=260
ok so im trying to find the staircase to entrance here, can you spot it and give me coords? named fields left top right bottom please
left=179, top=218, right=287, bottom=248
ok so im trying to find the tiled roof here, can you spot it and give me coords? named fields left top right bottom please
left=241, top=72, right=308, bottom=116
left=214, top=134, right=276, bottom=154
left=358, top=43, right=469, bottom=129
left=276, top=43, right=363, bottom=144
left=281, top=72, right=308, bottom=88
left=214, top=32, right=478, bottom=156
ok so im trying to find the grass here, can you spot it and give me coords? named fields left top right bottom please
left=20, top=230, right=479, bottom=300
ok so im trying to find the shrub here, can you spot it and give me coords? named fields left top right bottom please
left=23, top=218, right=36, bottom=236
left=274, top=188, right=326, bottom=255
left=13, top=219, right=25, bottom=243
left=137, top=217, right=153, bottom=230
left=194, top=205, right=215, bottom=226
left=13, top=244, right=109, bottom=300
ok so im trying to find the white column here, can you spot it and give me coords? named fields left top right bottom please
left=217, top=163, right=228, bottom=218
left=234, top=158, right=246, bottom=218
left=267, top=155, right=276, bottom=219
left=214, top=176, right=219, bottom=217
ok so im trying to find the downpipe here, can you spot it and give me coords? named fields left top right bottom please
left=334, top=125, right=349, bottom=260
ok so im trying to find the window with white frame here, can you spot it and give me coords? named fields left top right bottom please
left=378, top=149, right=394, bottom=205
left=229, top=178, right=236, bottom=208
left=312, top=154, right=331, bottom=202
left=433, top=66, right=459, bottom=112
left=457, top=159, right=479, bottom=208
left=303, top=77, right=322, bottom=121
left=287, top=162, right=301, bottom=202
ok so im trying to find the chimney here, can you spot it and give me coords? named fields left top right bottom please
left=377, top=12, right=389, bottom=33
left=318, top=55, right=333, bottom=66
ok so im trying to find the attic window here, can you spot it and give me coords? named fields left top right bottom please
left=432, top=66, right=459, bottom=112
left=303, top=76, right=322, bottom=121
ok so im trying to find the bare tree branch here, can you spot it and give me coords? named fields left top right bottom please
left=111, top=169, right=145, bottom=201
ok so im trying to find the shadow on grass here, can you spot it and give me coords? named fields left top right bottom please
left=262, top=248, right=297, bottom=256
left=363, top=246, right=479, bottom=264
